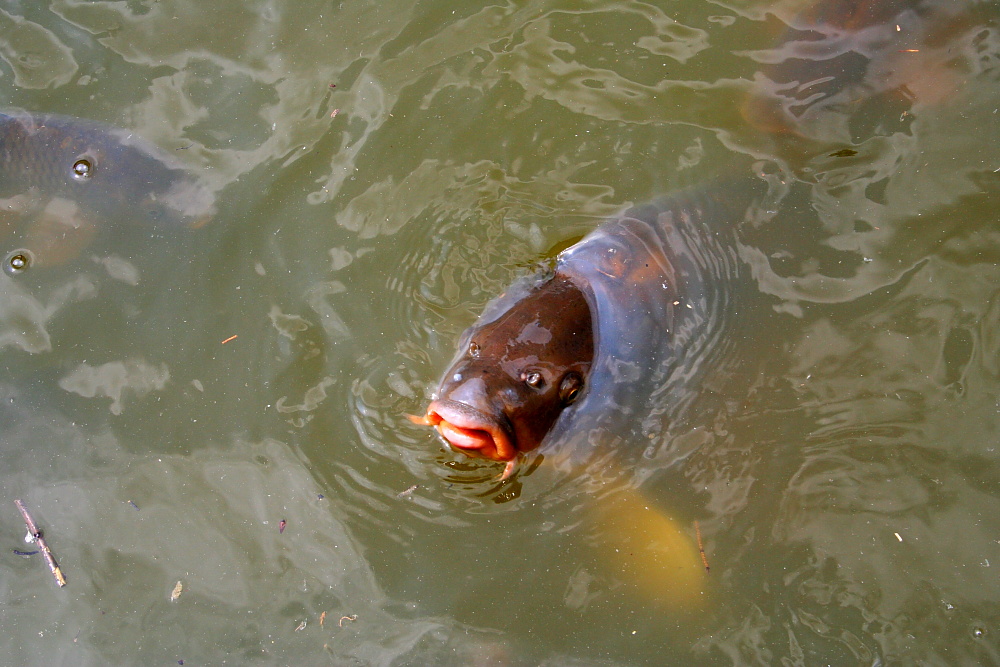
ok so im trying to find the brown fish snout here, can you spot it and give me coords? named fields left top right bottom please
left=424, top=399, right=517, bottom=462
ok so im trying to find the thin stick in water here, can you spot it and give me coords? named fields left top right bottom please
left=14, top=499, right=66, bottom=587
left=695, top=520, right=710, bottom=573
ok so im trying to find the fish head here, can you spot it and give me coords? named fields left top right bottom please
left=425, top=274, right=593, bottom=462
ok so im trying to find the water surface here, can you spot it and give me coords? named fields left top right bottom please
left=0, top=1, right=998, bottom=665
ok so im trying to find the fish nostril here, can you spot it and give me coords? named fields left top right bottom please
left=445, top=377, right=489, bottom=406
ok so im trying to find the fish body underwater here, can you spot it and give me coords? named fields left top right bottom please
left=417, top=184, right=765, bottom=604
left=0, top=111, right=215, bottom=272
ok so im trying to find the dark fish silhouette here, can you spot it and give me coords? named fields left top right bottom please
left=0, top=111, right=215, bottom=272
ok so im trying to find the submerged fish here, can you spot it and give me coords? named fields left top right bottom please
left=0, top=111, right=215, bottom=272
left=417, top=183, right=762, bottom=478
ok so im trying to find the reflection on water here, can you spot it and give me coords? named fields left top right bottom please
left=0, top=0, right=998, bottom=665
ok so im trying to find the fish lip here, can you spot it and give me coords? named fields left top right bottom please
left=425, top=398, right=518, bottom=462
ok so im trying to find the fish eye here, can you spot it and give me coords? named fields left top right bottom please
left=560, top=373, right=584, bottom=405
left=71, top=157, right=94, bottom=181
left=522, top=370, right=544, bottom=390
left=3, top=249, right=32, bottom=276
left=469, top=342, right=480, bottom=357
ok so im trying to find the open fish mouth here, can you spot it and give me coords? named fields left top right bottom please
left=422, top=399, right=517, bottom=462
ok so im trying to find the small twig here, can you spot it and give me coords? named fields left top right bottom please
left=695, top=520, right=710, bottom=573
left=14, top=499, right=66, bottom=587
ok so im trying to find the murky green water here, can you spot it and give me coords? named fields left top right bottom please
left=1, top=1, right=998, bottom=665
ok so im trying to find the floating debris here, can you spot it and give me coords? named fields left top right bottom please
left=695, top=521, right=710, bottom=572
left=14, top=499, right=66, bottom=587
left=170, top=580, right=183, bottom=602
